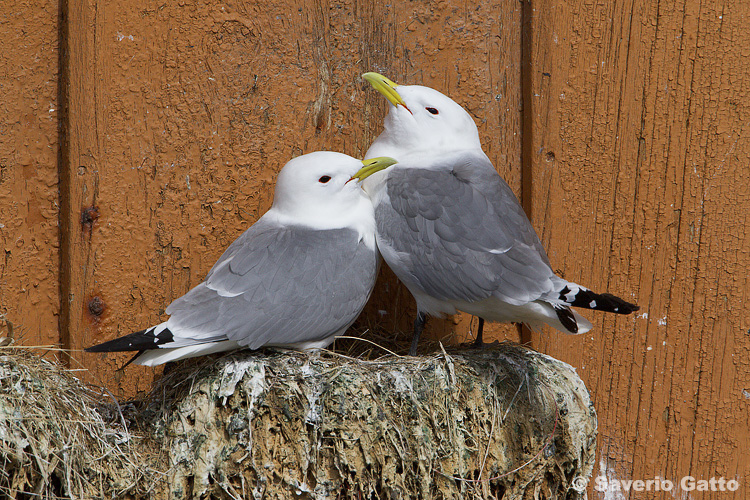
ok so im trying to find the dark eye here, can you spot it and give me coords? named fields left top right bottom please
left=318, top=175, right=331, bottom=183
left=426, top=107, right=439, bottom=115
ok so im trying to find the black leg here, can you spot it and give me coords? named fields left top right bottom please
left=471, top=317, right=485, bottom=348
left=409, top=312, right=427, bottom=356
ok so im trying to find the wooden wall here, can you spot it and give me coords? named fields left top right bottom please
left=1, top=0, right=748, bottom=496
left=0, top=0, right=61, bottom=349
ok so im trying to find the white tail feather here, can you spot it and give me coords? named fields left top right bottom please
left=134, top=340, right=242, bottom=366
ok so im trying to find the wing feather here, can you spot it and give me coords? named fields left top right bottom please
left=377, top=152, right=555, bottom=306
left=165, top=218, right=378, bottom=349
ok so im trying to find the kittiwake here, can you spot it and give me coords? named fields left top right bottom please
left=86, top=152, right=397, bottom=366
left=362, top=72, right=639, bottom=355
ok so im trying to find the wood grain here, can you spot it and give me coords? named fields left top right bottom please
left=527, top=0, right=750, bottom=494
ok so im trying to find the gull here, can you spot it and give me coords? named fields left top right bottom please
left=86, top=152, right=397, bottom=366
left=362, top=72, right=638, bottom=355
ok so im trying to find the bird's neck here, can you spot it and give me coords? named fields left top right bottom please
left=264, top=199, right=377, bottom=250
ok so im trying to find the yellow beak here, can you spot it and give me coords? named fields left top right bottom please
left=351, top=156, right=398, bottom=182
left=362, top=72, right=406, bottom=108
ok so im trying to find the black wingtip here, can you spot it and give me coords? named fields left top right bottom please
left=599, top=293, right=640, bottom=314
left=85, top=327, right=174, bottom=353
left=553, top=305, right=579, bottom=333
left=559, top=286, right=639, bottom=315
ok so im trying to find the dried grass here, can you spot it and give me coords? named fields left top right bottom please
left=0, top=342, right=165, bottom=499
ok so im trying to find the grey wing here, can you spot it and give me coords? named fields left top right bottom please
left=165, top=218, right=378, bottom=349
left=378, top=152, right=556, bottom=306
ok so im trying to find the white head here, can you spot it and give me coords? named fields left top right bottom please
left=270, top=152, right=396, bottom=230
left=363, top=73, right=482, bottom=159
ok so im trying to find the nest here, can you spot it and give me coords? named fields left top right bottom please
left=0, top=340, right=596, bottom=499
left=0, top=347, right=161, bottom=499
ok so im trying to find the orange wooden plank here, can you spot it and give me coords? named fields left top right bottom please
left=528, top=0, right=750, bottom=495
left=60, top=0, right=108, bottom=374
left=0, top=1, right=61, bottom=348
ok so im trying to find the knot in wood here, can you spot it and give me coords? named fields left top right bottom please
left=87, top=296, right=105, bottom=317
left=81, top=206, right=99, bottom=229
